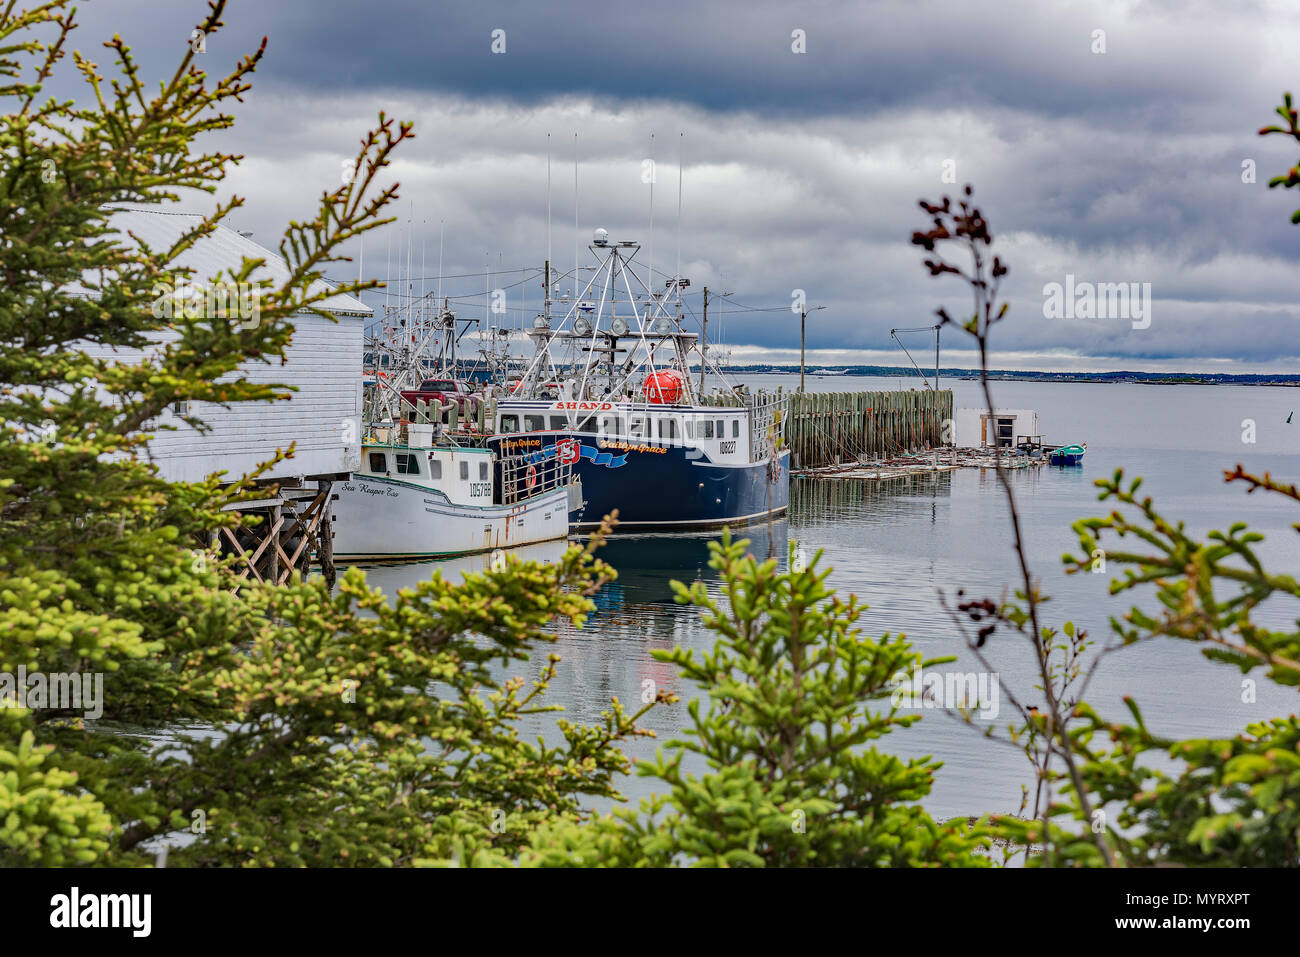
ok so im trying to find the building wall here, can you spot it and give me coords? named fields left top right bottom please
left=84, top=311, right=363, bottom=484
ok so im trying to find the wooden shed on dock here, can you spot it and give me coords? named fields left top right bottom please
left=80, top=207, right=370, bottom=586
left=953, top=407, right=1039, bottom=449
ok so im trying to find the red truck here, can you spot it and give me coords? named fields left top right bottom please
left=399, top=378, right=479, bottom=417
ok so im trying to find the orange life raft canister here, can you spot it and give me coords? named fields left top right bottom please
left=644, top=370, right=686, bottom=404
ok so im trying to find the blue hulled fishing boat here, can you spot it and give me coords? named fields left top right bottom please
left=487, top=230, right=789, bottom=531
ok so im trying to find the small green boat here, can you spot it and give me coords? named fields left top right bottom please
left=1048, top=443, right=1086, bottom=466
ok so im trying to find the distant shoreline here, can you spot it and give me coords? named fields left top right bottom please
left=721, top=365, right=1300, bottom=386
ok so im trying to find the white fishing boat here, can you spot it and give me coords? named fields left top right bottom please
left=338, top=289, right=581, bottom=561
left=333, top=436, right=578, bottom=561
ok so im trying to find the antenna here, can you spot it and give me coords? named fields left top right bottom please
left=676, top=131, right=683, bottom=307
left=546, top=133, right=552, bottom=302
left=574, top=132, right=579, bottom=300
left=437, top=220, right=445, bottom=308
left=648, top=131, right=654, bottom=297
left=406, top=203, right=413, bottom=326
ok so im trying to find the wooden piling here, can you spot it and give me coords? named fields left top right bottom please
left=782, top=388, right=953, bottom=469
left=696, top=386, right=951, bottom=470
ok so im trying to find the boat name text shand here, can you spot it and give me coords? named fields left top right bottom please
left=552, top=400, right=615, bottom=411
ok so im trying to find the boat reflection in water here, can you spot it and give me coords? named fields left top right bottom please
left=346, top=537, right=571, bottom=597
left=546, top=519, right=790, bottom=735
left=341, top=521, right=788, bottom=757
left=577, top=518, right=790, bottom=610
left=347, top=517, right=788, bottom=620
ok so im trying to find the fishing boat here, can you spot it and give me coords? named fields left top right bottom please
left=486, top=230, right=790, bottom=531
left=335, top=295, right=580, bottom=561
left=1048, top=442, right=1086, bottom=466
left=332, top=432, right=578, bottom=561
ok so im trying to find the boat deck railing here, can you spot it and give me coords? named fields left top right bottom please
left=498, top=452, right=575, bottom=506
left=698, top=388, right=790, bottom=462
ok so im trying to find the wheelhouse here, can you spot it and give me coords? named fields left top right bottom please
left=494, top=401, right=753, bottom=465
left=357, top=443, right=494, bottom=506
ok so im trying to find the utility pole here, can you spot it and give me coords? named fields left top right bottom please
left=699, top=285, right=708, bottom=393
left=799, top=303, right=806, bottom=393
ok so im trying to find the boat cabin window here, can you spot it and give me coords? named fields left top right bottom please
left=627, top=415, right=647, bottom=439
left=479, top=461, right=489, bottom=481
left=395, top=453, right=421, bottom=476
left=732, top=420, right=741, bottom=438
left=368, top=452, right=387, bottom=473
left=701, top=420, right=714, bottom=439
left=459, top=461, right=469, bottom=480
left=715, top=419, right=724, bottom=437
left=575, top=417, right=597, bottom=435
left=549, top=415, right=568, bottom=430
left=658, top=418, right=679, bottom=440
left=499, top=414, right=519, bottom=433
left=599, top=414, right=621, bottom=435
left=524, top=414, right=547, bottom=432
left=429, top=458, right=442, bottom=480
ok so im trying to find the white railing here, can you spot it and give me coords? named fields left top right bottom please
left=498, top=452, right=575, bottom=506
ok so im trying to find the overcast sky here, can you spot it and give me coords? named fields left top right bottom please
left=69, top=0, right=1300, bottom=371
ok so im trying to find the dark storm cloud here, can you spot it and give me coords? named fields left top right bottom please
left=54, top=0, right=1300, bottom=369
left=74, top=0, right=1274, bottom=123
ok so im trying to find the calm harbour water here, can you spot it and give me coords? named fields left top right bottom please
left=353, top=375, right=1300, bottom=820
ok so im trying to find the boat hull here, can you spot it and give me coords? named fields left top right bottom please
left=490, top=432, right=791, bottom=530
left=332, top=474, right=572, bottom=561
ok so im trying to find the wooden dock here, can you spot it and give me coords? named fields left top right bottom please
left=795, top=447, right=1044, bottom=481
left=703, top=388, right=954, bottom=468
left=787, top=389, right=951, bottom=467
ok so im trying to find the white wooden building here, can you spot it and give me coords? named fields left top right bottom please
left=83, top=206, right=368, bottom=484
left=952, top=407, right=1039, bottom=449
left=74, top=206, right=370, bottom=586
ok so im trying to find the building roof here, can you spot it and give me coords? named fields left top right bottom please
left=83, top=205, right=371, bottom=318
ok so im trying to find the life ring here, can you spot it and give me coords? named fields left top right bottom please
left=527, top=465, right=537, bottom=489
